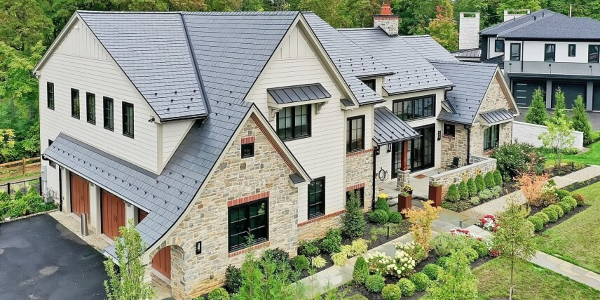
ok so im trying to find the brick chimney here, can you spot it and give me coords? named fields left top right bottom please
left=459, top=12, right=480, bottom=50
left=374, top=2, right=399, bottom=36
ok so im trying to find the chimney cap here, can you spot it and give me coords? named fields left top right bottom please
left=380, top=3, right=392, bottom=16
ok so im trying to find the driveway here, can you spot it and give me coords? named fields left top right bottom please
left=0, top=214, right=107, bottom=300
left=516, top=108, right=600, bottom=130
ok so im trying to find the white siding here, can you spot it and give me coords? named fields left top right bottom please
left=521, top=40, right=595, bottom=63
left=160, top=120, right=194, bottom=170
left=488, top=37, right=505, bottom=58
left=39, top=18, right=160, bottom=175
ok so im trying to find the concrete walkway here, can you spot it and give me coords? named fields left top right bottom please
left=553, top=165, right=600, bottom=188
left=531, top=251, right=600, bottom=290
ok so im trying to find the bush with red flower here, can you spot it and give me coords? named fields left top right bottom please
left=476, top=214, right=500, bottom=232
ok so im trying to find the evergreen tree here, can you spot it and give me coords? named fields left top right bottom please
left=572, top=94, right=593, bottom=145
left=552, top=87, right=568, bottom=122
left=342, top=190, right=366, bottom=239
left=524, top=88, right=548, bottom=125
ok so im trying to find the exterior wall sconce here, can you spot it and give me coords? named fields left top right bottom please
left=375, top=146, right=380, bottom=155
left=196, top=241, right=202, bottom=255
left=387, top=143, right=392, bottom=152
left=437, top=131, right=442, bottom=141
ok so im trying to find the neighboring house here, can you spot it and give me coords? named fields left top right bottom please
left=479, top=9, right=600, bottom=110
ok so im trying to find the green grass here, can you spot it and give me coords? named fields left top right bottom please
left=543, top=141, right=600, bottom=167
left=532, top=182, right=600, bottom=274
left=474, top=258, right=600, bottom=300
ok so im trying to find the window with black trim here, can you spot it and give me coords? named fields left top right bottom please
left=241, top=143, right=254, bottom=158
left=122, top=102, right=134, bottom=138
left=71, top=89, right=80, bottom=119
left=495, top=40, right=504, bottom=52
left=347, top=116, right=365, bottom=153
left=47, top=82, right=54, bottom=110
left=346, top=187, right=365, bottom=208
left=589, top=45, right=599, bottom=63
left=228, top=198, right=268, bottom=252
left=510, top=43, right=521, bottom=61
left=568, top=44, right=576, bottom=57
left=444, top=123, right=455, bottom=137
left=103, top=97, right=114, bottom=131
left=392, top=95, right=435, bottom=121
left=277, top=105, right=311, bottom=140
left=48, top=139, right=53, bottom=147
left=544, top=44, right=556, bottom=62
left=484, top=124, right=500, bottom=151
left=86, top=92, right=95, bottom=124
left=361, top=79, right=376, bottom=91
left=308, top=177, right=325, bottom=219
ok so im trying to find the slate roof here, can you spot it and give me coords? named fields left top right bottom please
left=452, top=48, right=482, bottom=59
left=430, top=61, right=499, bottom=125
left=339, top=28, right=453, bottom=95
left=373, top=107, right=420, bottom=145
left=497, top=13, right=600, bottom=41
left=401, top=35, right=458, bottom=62
left=480, top=9, right=555, bottom=36
left=268, top=83, right=331, bottom=105
left=480, top=108, right=514, bottom=124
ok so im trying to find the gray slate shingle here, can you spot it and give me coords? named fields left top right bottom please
left=268, top=83, right=331, bottom=104
left=401, top=35, right=458, bottom=62
left=373, top=107, right=420, bottom=145
left=480, top=9, right=555, bottom=36
left=497, top=13, right=600, bottom=41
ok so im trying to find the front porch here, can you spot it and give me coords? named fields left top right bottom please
left=377, top=168, right=445, bottom=201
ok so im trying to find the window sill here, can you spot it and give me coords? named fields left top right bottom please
left=299, top=210, right=346, bottom=227
left=123, top=133, right=134, bottom=139
left=280, top=135, right=311, bottom=142
left=228, top=241, right=270, bottom=258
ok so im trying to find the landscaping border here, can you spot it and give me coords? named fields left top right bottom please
left=0, top=208, right=59, bottom=224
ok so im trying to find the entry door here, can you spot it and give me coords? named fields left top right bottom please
left=70, top=173, right=90, bottom=222
left=411, top=125, right=435, bottom=172
left=391, top=140, right=412, bottom=178
left=101, top=190, right=126, bottom=240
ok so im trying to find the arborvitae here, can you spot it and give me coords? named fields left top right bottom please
left=524, top=88, right=548, bottom=125
left=572, top=95, right=593, bottom=145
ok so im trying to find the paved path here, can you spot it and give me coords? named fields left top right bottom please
left=530, top=251, right=600, bottom=290
left=553, top=165, right=600, bottom=188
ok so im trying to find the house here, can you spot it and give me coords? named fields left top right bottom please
left=34, top=5, right=516, bottom=300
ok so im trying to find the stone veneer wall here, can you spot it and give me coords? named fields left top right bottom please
left=441, top=125, right=469, bottom=168
left=149, top=115, right=300, bottom=300
left=429, top=156, right=497, bottom=199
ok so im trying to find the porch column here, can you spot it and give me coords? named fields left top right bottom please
left=401, top=140, right=408, bottom=171
left=89, top=183, right=101, bottom=234
left=397, top=140, right=410, bottom=191
left=125, top=202, right=135, bottom=227
left=61, top=168, right=71, bottom=213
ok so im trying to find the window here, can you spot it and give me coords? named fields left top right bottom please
left=444, top=123, right=455, bottom=137
left=48, top=139, right=53, bottom=147
left=228, top=198, right=268, bottom=252
left=122, top=102, right=134, bottom=138
left=71, top=89, right=80, bottom=119
left=484, top=124, right=500, bottom=151
left=361, top=79, right=376, bottom=91
left=47, top=82, right=54, bottom=110
left=241, top=143, right=254, bottom=158
left=544, top=44, right=556, bottom=62
left=510, top=43, right=521, bottom=61
left=86, top=93, right=95, bottom=124
left=495, top=40, right=504, bottom=52
left=346, top=187, right=365, bottom=208
left=568, top=44, right=577, bottom=57
left=308, top=177, right=325, bottom=219
left=277, top=105, right=310, bottom=140
left=392, top=95, right=435, bottom=121
left=589, top=45, right=599, bottom=63
left=347, top=116, right=365, bottom=153
left=103, top=97, right=114, bottom=131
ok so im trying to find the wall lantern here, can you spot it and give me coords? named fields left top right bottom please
left=375, top=146, right=380, bottom=155
left=196, top=241, right=202, bottom=255
left=387, top=143, right=392, bottom=153
left=437, top=130, right=442, bottom=141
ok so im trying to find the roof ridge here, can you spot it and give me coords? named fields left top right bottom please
left=179, top=13, right=211, bottom=114
left=496, top=12, right=557, bottom=37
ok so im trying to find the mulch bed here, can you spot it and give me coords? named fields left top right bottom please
left=561, top=174, right=600, bottom=192
left=546, top=163, right=587, bottom=177
left=441, top=180, right=520, bottom=213
left=529, top=204, right=589, bottom=233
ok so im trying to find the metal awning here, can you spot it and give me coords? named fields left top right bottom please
left=373, top=107, right=420, bottom=145
left=480, top=108, right=514, bottom=125
left=267, top=83, right=331, bottom=105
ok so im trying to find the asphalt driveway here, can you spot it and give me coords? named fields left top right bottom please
left=0, top=214, right=107, bottom=300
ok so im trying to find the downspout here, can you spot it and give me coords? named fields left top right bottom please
left=464, top=125, right=472, bottom=164
left=372, top=147, right=377, bottom=212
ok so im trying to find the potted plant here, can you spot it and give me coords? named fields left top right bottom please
left=398, top=190, right=412, bottom=217
left=429, top=182, right=442, bottom=207
left=402, top=184, right=413, bottom=195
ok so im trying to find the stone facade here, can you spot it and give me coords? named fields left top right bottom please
left=374, top=15, right=399, bottom=36
left=429, top=156, right=497, bottom=199
left=150, top=114, right=300, bottom=299
left=345, top=149, right=374, bottom=212
left=297, top=211, right=344, bottom=241
left=441, top=124, right=469, bottom=168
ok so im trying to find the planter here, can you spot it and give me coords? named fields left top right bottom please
left=429, top=185, right=442, bottom=207
left=398, top=194, right=412, bottom=217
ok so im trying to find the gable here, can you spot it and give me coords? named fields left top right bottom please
left=478, top=70, right=519, bottom=115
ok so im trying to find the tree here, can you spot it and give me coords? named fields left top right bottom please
left=104, top=219, right=155, bottom=300
left=552, top=87, right=568, bottom=122
left=428, top=5, right=459, bottom=51
left=342, top=0, right=379, bottom=28
left=0, top=129, right=15, bottom=162
left=453, top=0, right=502, bottom=29
left=402, top=200, right=441, bottom=253
left=572, top=94, right=593, bottom=145
left=524, top=88, right=548, bottom=125
left=342, top=190, right=366, bottom=239
left=518, top=172, right=549, bottom=207
left=492, top=196, right=536, bottom=300
left=295, top=0, right=349, bottom=28
left=423, top=252, right=478, bottom=300
left=392, top=0, right=453, bottom=35
left=0, top=0, right=54, bottom=52
left=539, top=116, right=575, bottom=169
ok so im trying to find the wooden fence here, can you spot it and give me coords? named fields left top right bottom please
left=0, top=157, right=41, bottom=179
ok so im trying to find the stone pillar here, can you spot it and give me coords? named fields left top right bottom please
left=89, top=183, right=101, bottom=234
left=396, top=140, right=410, bottom=190
left=396, top=170, right=410, bottom=191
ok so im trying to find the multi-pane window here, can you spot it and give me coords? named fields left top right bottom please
left=444, top=123, right=455, bottom=137
left=589, top=45, right=599, bottom=63
left=544, top=44, right=556, bottom=62
left=122, top=102, right=134, bottom=138
left=241, top=143, right=254, bottom=158
left=346, top=187, right=365, bottom=208
left=71, top=89, right=80, bottom=119
left=484, top=124, right=500, bottom=151
left=510, top=43, right=521, bottom=61
left=47, top=82, right=54, bottom=110
left=86, top=92, right=95, bottom=124
left=277, top=105, right=310, bottom=141
left=228, top=198, right=268, bottom=252
left=392, top=95, right=435, bottom=121
left=308, top=177, right=325, bottom=219
left=347, top=116, right=365, bottom=153
left=495, top=40, right=504, bottom=52
left=103, top=97, right=114, bottom=131
left=362, top=79, right=376, bottom=91
left=568, top=44, right=577, bottom=57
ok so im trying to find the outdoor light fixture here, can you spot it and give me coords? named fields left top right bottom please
left=437, top=131, right=441, bottom=141
left=196, top=241, right=202, bottom=255
left=387, top=143, right=392, bottom=153
left=375, top=146, right=380, bottom=155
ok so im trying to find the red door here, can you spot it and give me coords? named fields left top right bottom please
left=70, top=173, right=90, bottom=223
left=101, top=190, right=126, bottom=240
left=152, top=247, right=171, bottom=279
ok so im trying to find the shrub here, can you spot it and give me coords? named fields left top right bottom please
left=321, top=229, right=342, bottom=254
left=395, top=241, right=427, bottom=263
left=467, top=178, right=477, bottom=197
left=298, top=240, right=320, bottom=257
left=479, top=189, right=493, bottom=200
left=573, top=95, right=593, bottom=145
left=397, top=278, right=416, bottom=297
left=549, top=204, right=564, bottom=218
left=458, top=181, right=469, bottom=200
left=410, top=272, right=430, bottom=292
left=311, top=256, right=326, bottom=268
left=343, top=190, right=366, bottom=239
left=422, top=264, right=442, bottom=281
left=331, top=251, right=349, bottom=266
left=382, top=284, right=401, bottom=300
left=224, top=265, right=242, bottom=293
left=345, top=295, right=368, bottom=300
left=375, top=197, right=390, bottom=213
left=525, top=88, right=549, bottom=125
left=563, top=196, right=578, bottom=209
left=291, top=255, right=309, bottom=271
left=261, top=248, right=291, bottom=275
left=431, top=233, right=470, bottom=257
left=491, top=142, right=546, bottom=179
left=490, top=186, right=502, bottom=198
left=350, top=239, right=369, bottom=256
left=463, top=247, right=479, bottom=263
left=484, top=172, right=495, bottom=189
left=388, top=211, right=403, bottom=223
left=475, top=174, right=486, bottom=192
left=493, top=170, right=503, bottom=186
left=528, top=216, right=544, bottom=232
left=369, top=209, right=389, bottom=224
left=446, top=184, right=459, bottom=202
left=352, top=257, right=369, bottom=285
left=207, top=288, right=229, bottom=300
left=556, top=189, right=570, bottom=200
left=572, top=193, right=585, bottom=206
left=534, top=212, right=550, bottom=224
left=436, top=256, right=449, bottom=268
left=469, top=196, right=480, bottom=206
left=472, top=240, right=489, bottom=257
left=365, top=274, right=385, bottom=293
left=558, top=201, right=572, bottom=214
left=542, top=207, right=558, bottom=222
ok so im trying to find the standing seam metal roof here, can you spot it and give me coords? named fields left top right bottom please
left=268, top=83, right=331, bottom=104
left=480, top=108, right=514, bottom=124
left=373, top=107, right=420, bottom=145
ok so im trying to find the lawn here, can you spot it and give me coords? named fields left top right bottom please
left=532, top=181, right=600, bottom=274
left=543, top=141, right=600, bottom=167
left=474, top=258, right=600, bottom=300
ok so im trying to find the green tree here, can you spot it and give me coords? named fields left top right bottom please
left=428, top=5, right=459, bottom=51
left=540, top=115, right=575, bottom=169
left=342, top=0, right=379, bottom=28
left=0, top=0, right=54, bottom=51
left=423, top=252, right=478, bottom=300
left=342, top=190, right=366, bottom=239
left=524, top=88, right=548, bottom=125
left=0, top=129, right=16, bottom=162
left=392, top=0, right=453, bottom=35
left=295, top=0, right=349, bottom=27
left=553, top=87, right=568, bottom=122
left=104, top=219, right=155, bottom=300
left=453, top=0, right=502, bottom=28
left=572, top=94, right=593, bottom=145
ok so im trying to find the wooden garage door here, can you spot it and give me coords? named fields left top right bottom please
left=70, top=173, right=90, bottom=222
left=152, top=247, right=171, bottom=279
left=101, top=190, right=126, bottom=240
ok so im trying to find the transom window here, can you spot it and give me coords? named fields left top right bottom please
left=392, top=95, right=435, bottom=121
left=308, top=177, right=325, bottom=219
left=71, top=89, right=80, bottom=119
left=444, top=123, right=455, bottom=137
left=568, top=44, right=576, bottom=57
left=544, top=44, right=556, bottom=62
left=510, top=43, right=521, bottom=61
left=346, top=187, right=365, bottom=208
left=589, top=45, right=599, bottom=63
left=103, top=97, right=114, bottom=131
left=47, top=82, right=54, bottom=110
left=495, top=40, right=504, bottom=52
left=86, top=92, right=96, bottom=124
left=347, top=116, right=365, bottom=153
left=484, top=124, right=500, bottom=151
left=122, top=102, right=134, bottom=138
left=228, top=198, right=268, bottom=252
left=277, top=105, right=311, bottom=141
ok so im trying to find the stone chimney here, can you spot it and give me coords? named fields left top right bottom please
left=504, top=9, right=531, bottom=21
left=459, top=12, right=480, bottom=50
left=374, top=2, right=399, bottom=36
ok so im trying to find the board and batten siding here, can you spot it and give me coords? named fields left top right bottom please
left=246, top=24, right=369, bottom=223
left=39, top=18, right=162, bottom=176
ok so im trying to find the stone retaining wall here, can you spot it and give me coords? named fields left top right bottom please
left=429, top=155, right=497, bottom=199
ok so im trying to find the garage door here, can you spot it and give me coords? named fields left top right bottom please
left=101, top=190, right=125, bottom=240
left=138, top=210, right=171, bottom=279
left=512, top=80, right=546, bottom=107
left=593, top=84, right=600, bottom=111
left=70, top=173, right=90, bottom=222
left=552, top=82, right=586, bottom=109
